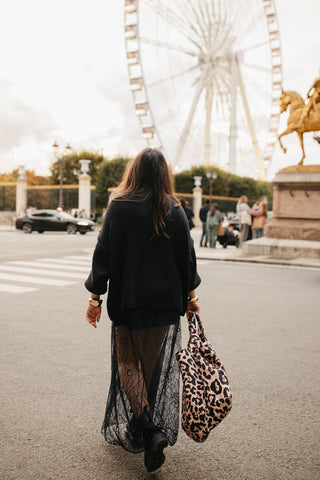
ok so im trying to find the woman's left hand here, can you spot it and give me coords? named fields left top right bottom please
left=186, top=301, right=200, bottom=316
left=86, top=305, right=101, bottom=328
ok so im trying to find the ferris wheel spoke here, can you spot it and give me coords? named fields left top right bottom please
left=241, top=71, right=271, bottom=101
left=235, top=9, right=265, bottom=47
left=211, top=7, right=231, bottom=55
left=140, top=37, right=198, bottom=57
left=237, top=63, right=265, bottom=180
left=203, top=0, right=219, bottom=51
left=242, top=40, right=270, bottom=52
left=175, top=73, right=207, bottom=166
left=147, top=64, right=198, bottom=88
left=242, top=63, right=272, bottom=73
left=204, top=85, right=214, bottom=164
left=214, top=75, right=230, bottom=117
left=183, top=1, right=210, bottom=50
left=143, top=0, right=204, bottom=52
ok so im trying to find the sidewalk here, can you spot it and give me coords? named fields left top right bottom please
left=191, top=227, right=320, bottom=269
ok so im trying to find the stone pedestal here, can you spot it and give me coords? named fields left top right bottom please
left=265, top=166, right=320, bottom=241
left=193, top=187, right=202, bottom=227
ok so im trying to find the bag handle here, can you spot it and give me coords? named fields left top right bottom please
left=187, top=312, right=207, bottom=343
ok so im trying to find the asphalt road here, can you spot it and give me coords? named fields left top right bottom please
left=0, top=230, right=319, bottom=480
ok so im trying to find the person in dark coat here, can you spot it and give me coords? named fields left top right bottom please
left=199, top=199, right=210, bottom=247
left=179, top=197, right=195, bottom=229
left=85, top=148, right=200, bottom=473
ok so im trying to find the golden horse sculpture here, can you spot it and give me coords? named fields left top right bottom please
left=279, top=79, right=320, bottom=165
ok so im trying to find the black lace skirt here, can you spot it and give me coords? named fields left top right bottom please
left=101, top=309, right=181, bottom=453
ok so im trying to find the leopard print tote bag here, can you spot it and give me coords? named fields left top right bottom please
left=176, top=313, right=232, bottom=442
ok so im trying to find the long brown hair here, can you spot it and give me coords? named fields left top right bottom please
left=111, top=148, right=178, bottom=235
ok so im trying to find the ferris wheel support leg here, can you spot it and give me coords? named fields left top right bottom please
left=237, top=64, right=266, bottom=181
left=175, top=78, right=205, bottom=167
left=204, top=85, right=214, bottom=165
left=229, top=55, right=238, bottom=175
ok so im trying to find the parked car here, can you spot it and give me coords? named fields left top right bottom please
left=16, top=210, right=95, bottom=234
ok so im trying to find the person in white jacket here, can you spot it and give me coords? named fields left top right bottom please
left=236, top=196, right=251, bottom=246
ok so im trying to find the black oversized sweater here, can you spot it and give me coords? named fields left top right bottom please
left=85, top=195, right=201, bottom=321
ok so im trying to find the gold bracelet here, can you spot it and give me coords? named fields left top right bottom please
left=88, top=297, right=102, bottom=307
left=188, top=296, right=198, bottom=303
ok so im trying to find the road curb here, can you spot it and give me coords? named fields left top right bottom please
left=196, top=254, right=320, bottom=269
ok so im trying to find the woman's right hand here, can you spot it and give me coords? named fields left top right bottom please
left=86, top=304, right=101, bottom=328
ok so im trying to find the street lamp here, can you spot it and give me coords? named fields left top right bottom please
left=52, top=142, right=71, bottom=209
left=206, top=170, right=217, bottom=204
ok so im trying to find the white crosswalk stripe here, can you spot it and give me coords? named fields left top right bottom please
left=0, top=283, right=38, bottom=293
left=37, top=257, right=92, bottom=266
left=7, top=261, right=89, bottom=272
left=0, top=254, right=92, bottom=294
left=0, top=272, right=75, bottom=287
left=0, top=265, right=87, bottom=279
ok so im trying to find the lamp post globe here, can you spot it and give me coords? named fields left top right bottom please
left=206, top=170, right=217, bottom=204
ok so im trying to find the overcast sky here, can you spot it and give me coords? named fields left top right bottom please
left=0, top=0, right=319, bottom=179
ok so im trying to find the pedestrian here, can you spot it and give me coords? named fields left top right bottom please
left=78, top=209, right=87, bottom=219
left=251, top=197, right=268, bottom=239
left=90, top=210, right=97, bottom=222
left=236, top=195, right=252, bottom=246
left=206, top=203, right=222, bottom=248
left=199, top=199, right=210, bottom=247
left=26, top=206, right=33, bottom=216
left=85, top=148, right=201, bottom=473
left=18, top=207, right=26, bottom=217
left=179, top=197, right=195, bottom=230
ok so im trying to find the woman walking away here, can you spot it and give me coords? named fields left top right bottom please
left=236, top=195, right=252, bottom=246
left=85, top=148, right=200, bottom=473
left=206, top=204, right=222, bottom=248
left=251, top=197, right=268, bottom=239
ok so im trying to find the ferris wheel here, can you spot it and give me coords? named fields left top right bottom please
left=124, top=0, right=282, bottom=180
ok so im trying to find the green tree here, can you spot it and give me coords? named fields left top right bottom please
left=50, top=149, right=105, bottom=185
left=173, top=165, right=272, bottom=201
left=174, top=165, right=229, bottom=196
left=0, top=168, right=50, bottom=185
left=95, top=156, right=131, bottom=207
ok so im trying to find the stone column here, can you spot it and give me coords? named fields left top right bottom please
left=78, top=160, right=91, bottom=217
left=16, top=165, right=27, bottom=215
left=193, top=176, right=203, bottom=227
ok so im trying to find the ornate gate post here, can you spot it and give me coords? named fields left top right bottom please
left=16, top=165, right=27, bottom=215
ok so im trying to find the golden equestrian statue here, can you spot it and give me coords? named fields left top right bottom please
left=278, top=76, right=320, bottom=165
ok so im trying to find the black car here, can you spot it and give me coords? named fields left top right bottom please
left=16, top=210, right=95, bottom=234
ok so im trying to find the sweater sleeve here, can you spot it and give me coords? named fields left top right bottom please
left=188, top=233, right=201, bottom=291
left=84, top=205, right=111, bottom=295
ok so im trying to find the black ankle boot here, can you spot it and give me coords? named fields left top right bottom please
left=137, top=412, right=168, bottom=472
left=125, top=416, right=144, bottom=449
